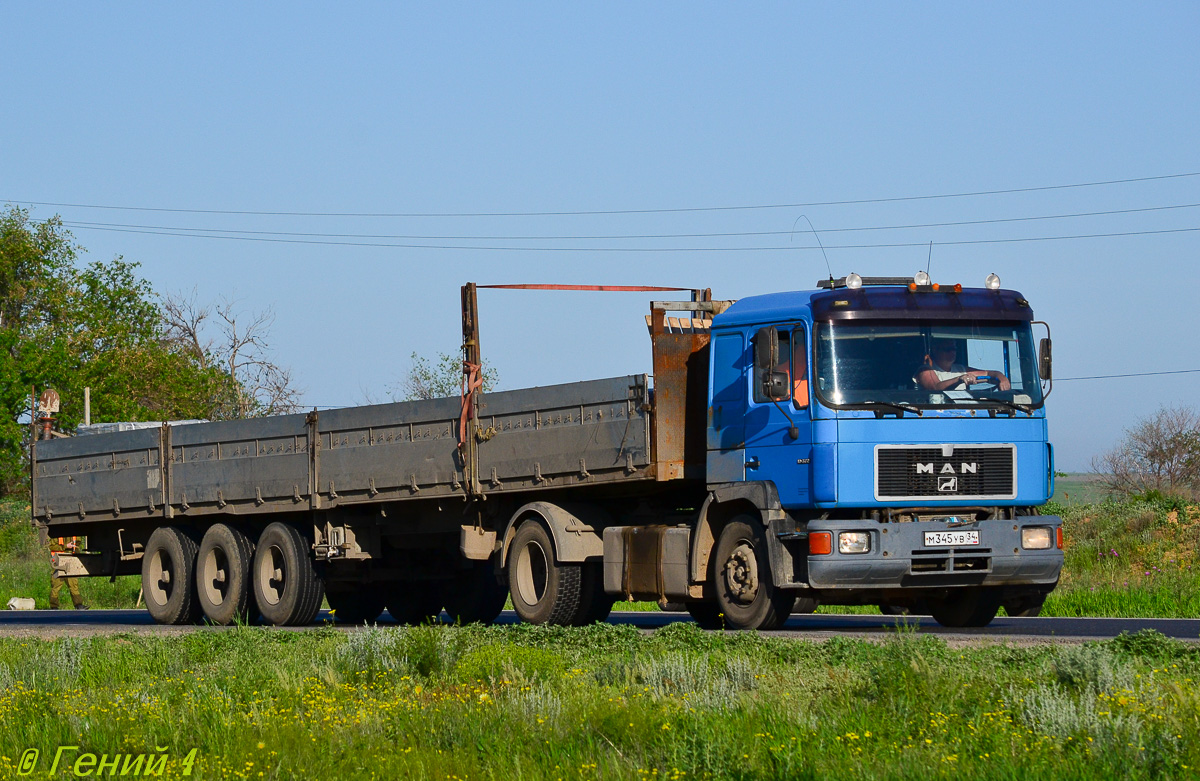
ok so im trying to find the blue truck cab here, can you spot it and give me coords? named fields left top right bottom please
left=704, top=274, right=1063, bottom=628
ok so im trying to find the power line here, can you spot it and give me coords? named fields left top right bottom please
left=9, top=171, right=1200, bottom=218
left=59, top=223, right=1200, bottom=251
left=58, top=201, right=1200, bottom=241
left=1056, top=369, right=1200, bottom=382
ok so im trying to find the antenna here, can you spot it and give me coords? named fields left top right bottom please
left=926, top=241, right=933, bottom=275
left=791, top=214, right=834, bottom=281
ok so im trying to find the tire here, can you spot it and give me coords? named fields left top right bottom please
left=930, top=589, right=1001, bottom=628
left=142, top=527, right=202, bottom=625
left=253, top=522, right=325, bottom=626
left=325, top=585, right=387, bottom=624
left=1003, top=595, right=1046, bottom=618
left=711, top=517, right=794, bottom=631
left=385, top=585, right=443, bottom=625
left=506, top=519, right=582, bottom=625
left=196, top=524, right=258, bottom=625
left=792, top=596, right=819, bottom=615
left=686, top=599, right=725, bottom=630
left=442, top=560, right=508, bottom=625
left=571, top=561, right=614, bottom=626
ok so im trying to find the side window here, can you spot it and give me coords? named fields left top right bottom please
left=792, top=325, right=809, bottom=409
left=752, top=328, right=791, bottom=404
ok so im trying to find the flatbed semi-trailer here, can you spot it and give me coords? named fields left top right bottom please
left=33, top=276, right=1064, bottom=630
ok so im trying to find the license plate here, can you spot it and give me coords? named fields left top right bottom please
left=924, top=530, right=980, bottom=547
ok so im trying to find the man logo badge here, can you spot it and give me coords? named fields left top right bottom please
left=938, top=476, right=958, bottom=492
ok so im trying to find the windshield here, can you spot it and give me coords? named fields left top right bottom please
left=814, top=319, right=1044, bottom=409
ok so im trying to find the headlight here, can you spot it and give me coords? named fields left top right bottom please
left=1021, top=527, right=1052, bottom=550
left=838, top=531, right=871, bottom=554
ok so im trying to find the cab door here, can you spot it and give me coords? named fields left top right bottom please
left=744, top=325, right=813, bottom=506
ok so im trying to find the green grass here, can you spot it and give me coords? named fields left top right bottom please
left=2, top=495, right=1198, bottom=618
left=0, top=624, right=1198, bottom=779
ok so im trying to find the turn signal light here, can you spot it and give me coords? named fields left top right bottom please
left=1056, top=527, right=1063, bottom=550
left=809, top=531, right=833, bottom=555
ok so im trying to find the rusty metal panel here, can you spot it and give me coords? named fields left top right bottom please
left=169, top=415, right=309, bottom=509
left=649, top=309, right=711, bottom=480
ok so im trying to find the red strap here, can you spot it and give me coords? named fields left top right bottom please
left=458, top=361, right=484, bottom=447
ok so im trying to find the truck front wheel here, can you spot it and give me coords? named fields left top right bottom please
left=253, top=523, right=325, bottom=626
left=712, top=517, right=794, bottom=631
left=507, top=519, right=582, bottom=625
left=196, top=524, right=258, bottom=625
left=142, top=527, right=202, bottom=625
left=930, top=589, right=1001, bottom=628
left=710, top=515, right=796, bottom=633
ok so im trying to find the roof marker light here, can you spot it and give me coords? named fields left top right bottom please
left=914, top=270, right=931, bottom=286
left=985, top=273, right=1001, bottom=290
left=845, top=272, right=863, bottom=289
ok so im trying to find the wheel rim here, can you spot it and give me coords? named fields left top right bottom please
left=515, top=539, right=548, bottom=606
left=722, top=539, right=759, bottom=605
left=147, top=549, right=172, bottom=607
left=202, top=546, right=229, bottom=607
left=257, top=544, right=286, bottom=606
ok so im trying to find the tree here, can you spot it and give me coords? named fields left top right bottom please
left=0, top=205, right=298, bottom=496
left=392, top=351, right=498, bottom=401
left=160, top=290, right=302, bottom=418
left=1092, top=405, right=1200, bottom=499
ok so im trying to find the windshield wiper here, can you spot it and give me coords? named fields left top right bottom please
left=977, top=396, right=1034, bottom=414
left=858, top=401, right=923, bottom=417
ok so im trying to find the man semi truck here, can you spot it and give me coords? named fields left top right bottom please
left=32, top=274, right=1062, bottom=630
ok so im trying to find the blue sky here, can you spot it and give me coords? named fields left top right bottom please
left=4, top=3, right=1197, bottom=470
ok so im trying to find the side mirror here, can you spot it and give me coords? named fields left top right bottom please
left=764, top=371, right=789, bottom=400
left=754, top=326, right=778, bottom=374
left=1038, top=337, right=1052, bottom=380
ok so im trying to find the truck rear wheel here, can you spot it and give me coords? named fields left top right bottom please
left=196, top=524, right=258, bottom=625
left=253, top=522, right=325, bottom=626
left=326, top=585, right=387, bottom=624
left=142, top=527, right=202, bottom=625
left=711, top=517, right=793, bottom=631
left=442, top=561, right=507, bottom=625
left=571, top=561, right=614, bottom=626
left=507, top=519, right=582, bottom=625
left=930, top=589, right=1001, bottom=628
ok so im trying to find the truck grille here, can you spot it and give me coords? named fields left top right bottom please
left=875, top=445, right=1016, bottom=501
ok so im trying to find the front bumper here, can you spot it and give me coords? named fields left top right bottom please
left=804, top=517, right=1062, bottom=589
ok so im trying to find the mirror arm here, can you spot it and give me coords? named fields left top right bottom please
left=769, top=398, right=801, bottom=440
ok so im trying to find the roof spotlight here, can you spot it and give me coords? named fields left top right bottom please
left=914, top=270, right=931, bottom=286
left=845, top=272, right=863, bottom=289
left=985, top=273, right=1001, bottom=290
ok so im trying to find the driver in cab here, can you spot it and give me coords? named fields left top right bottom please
left=916, top=340, right=1011, bottom=392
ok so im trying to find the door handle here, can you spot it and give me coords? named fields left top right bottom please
left=745, top=456, right=760, bottom=470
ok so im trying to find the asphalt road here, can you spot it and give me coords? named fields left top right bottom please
left=2, top=609, right=1197, bottom=644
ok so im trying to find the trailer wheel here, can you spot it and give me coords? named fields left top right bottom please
left=196, top=524, right=258, bottom=625
left=685, top=600, right=724, bottom=630
left=142, top=527, right=202, bottom=625
left=930, top=589, right=1001, bottom=628
left=442, top=561, right=507, bottom=625
left=711, top=517, right=793, bottom=630
left=570, top=562, right=614, bottom=626
left=325, top=586, right=387, bottom=624
left=253, top=522, right=325, bottom=626
left=507, top=519, right=582, bottom=625
left=385, top=586, right=443, bottom=625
